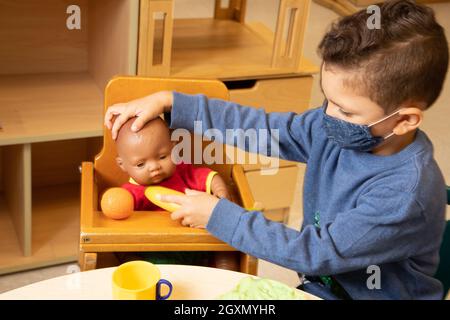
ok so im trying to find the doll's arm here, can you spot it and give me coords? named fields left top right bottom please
left=210, top=174, right=231, bottom=200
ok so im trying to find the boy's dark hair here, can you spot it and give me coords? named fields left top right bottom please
left=318, top=0, right=449, bottom=112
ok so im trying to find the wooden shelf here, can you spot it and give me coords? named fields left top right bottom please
left=141, top=18, right=319, bottom=80
left=0, top=195, right=25, bottom=274
left=0, top=184, right=80, bottom=275
left=0, top=72, right=104, bottom=146
left=0, top=0, right=138, bottom=275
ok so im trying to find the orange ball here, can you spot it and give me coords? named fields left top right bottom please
left=100, top=187, right=134, bottom=220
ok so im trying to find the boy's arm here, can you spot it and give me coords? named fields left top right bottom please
left=166, top=92, right=320, bottom=163
left=206, top=187, right=430, bottom=276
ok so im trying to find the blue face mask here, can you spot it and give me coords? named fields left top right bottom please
left=322, top=102, right=400, bottom=152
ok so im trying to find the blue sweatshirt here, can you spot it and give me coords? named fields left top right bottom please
left=168, top=92, right=447, bottom=300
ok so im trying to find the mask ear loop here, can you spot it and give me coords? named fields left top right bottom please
left=382, top=131, right=396, bottom=140
left=368, top=109, right=402, bottom=140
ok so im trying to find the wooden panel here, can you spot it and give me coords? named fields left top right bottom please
left=347, top=0, right=450, bottom=6
left=313, top=0, right=450, bottom=16
left=214, top=0, right=247, bottom=22
left=88, top=0, right=139, bottom=90
left=141, top=18, right=317, bottom=80
left=32, top=184, right=80, bottom=259
left=0, top=183, right=80, bottom=275
left=80, top=243, right=235, bottom=252
left=246, top=21, right=319, bottom=74
left=83, top=210, right=229, bottom=245
left=80, top=162, right=95, bottom=230
left=240, top=252, right=258, bottom=275
left=231, top=165, right=259, bottom=210
left=0, top=0, right=88, bottom=75
left=2, top=144, right=32, bottom=256
left=272, top=0, right=310, bottom=70
left=224, top=145, right=298, bottom=171
left=229, top=76, right=313, bottom=113
left=0, top=197, right=28, bottom=273
left=245, top=166, right=299, bottom=211
left=227, top=76, right=312, bottom=171
left=0, top=73, right=103, bottom=146
left=313, top=0, right=355, bottom=16
left=31, top=139, right=88, bottom=187
left=86, top=137, right=103, bottom=160
left=31, top=137, right=102, bottom=189
left=0, top=148, right=3, bottom=193
left=263, top=208, right=290, bottom=222
left=138, top=0, right=174, bottom=77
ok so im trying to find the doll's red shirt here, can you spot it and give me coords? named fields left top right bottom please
left=122, top=162, right=217, bottom=211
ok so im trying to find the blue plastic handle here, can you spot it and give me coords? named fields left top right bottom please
left=156, top=279, right=173, bottom=300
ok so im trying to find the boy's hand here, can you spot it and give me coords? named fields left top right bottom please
left=104, top=91, right=173, bottom=140
left=159, top=189, right=220, bottom=229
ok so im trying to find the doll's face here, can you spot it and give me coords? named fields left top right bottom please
left=115, top=117, right=176, bottom=185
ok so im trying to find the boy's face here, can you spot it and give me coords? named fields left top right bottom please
left=320, top=64, right=401, bottom=138
left=116, top=119, right=176, bottom=185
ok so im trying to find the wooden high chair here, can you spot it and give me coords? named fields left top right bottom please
left=78, top=76, right=258, bottom=275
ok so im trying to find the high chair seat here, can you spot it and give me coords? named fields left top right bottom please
left=78, top=76, right=258, bottom=274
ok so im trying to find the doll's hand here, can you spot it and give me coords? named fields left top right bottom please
left=159, top=188, right=220, bottom=229
left=104, top=91, right=173, bottom=140
left=213, top=188, right=231, bottom=201
left=210, top=174, right=231, bottom=200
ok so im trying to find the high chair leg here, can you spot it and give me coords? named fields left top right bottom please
left=78, top=252, right=98, bottom=271
left=212, top=251, right=241, bottom=271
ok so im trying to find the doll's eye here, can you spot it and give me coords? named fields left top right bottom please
left=136, top=163, right=145, bottom=168
left=160, top=155, right=167, bottom=160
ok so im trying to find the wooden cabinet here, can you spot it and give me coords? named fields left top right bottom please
left=0, top=0, right=138, bottom=274
left=137, top=0, right=314, bottom=79
left=312, top=0, right=450, bottom=16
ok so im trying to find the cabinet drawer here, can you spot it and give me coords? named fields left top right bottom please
left=225, top=76, right=312, bottom=171
left=245, top=166, right=299, bottom=211
left=228, top=76, right=314, bottom=114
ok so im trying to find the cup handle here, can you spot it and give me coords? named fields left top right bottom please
left=156, top=279, right=173, bottom=300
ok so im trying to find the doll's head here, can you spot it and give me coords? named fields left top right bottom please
left=115, top=117, right=176, bottom=185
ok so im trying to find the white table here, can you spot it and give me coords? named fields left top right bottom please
left=0, top=264, right=319, bottom=300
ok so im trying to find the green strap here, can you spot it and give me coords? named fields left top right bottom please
left=319, top=275, right=352, bottom=300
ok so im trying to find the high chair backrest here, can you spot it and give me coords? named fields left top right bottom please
left=95, top=77, right=230, bottom=195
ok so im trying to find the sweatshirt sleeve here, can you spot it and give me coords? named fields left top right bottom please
left=206, top=187, right=428, bottom=276
left=167, top=91, right=320, bottom=163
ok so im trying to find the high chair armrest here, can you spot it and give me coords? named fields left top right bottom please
left=80, top=161, right=96, bottom=229
left=231, top=164, right=263, bottom=211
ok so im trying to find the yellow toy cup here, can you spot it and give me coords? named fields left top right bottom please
left=112, top=261, right=173, bottom=300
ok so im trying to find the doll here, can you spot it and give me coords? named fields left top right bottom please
left=115, top=117, right=230, bottom=211
left=114, top=116, right=239, bottom=270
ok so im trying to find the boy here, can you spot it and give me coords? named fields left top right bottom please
left=104, top=0, right=448, bottom=299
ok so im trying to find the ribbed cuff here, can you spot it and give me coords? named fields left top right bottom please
left=206, top=198, right=245, bottom=244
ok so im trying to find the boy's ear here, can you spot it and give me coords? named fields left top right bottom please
left=393, top=107, right=423, bottom=135
left=116, top=157, right=126, bottom=172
